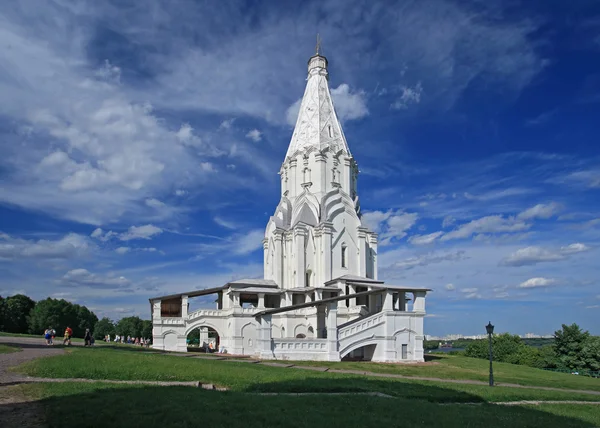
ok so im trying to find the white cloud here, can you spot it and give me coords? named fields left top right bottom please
left=445, top=283, right=455, bottom=291
left=501, top=243, right=591, bottom=267
left=145, top=198, right=165, bottom=208
left=517, top=202, right=562, bottom=221
left=59, top=268, right=131, bottom=289
left=119, top=225, right=163, bottom=241
left=560, top=243, right=590, bottom=254
left=233, top=230, right=266, bottom=255
left=213, top=217, right=238, bottom=230
left=460, top=288, right=479, bottom=293
left=501, top=246, right=565, bottom=267
left=0, top=232, right=92, bottom=260
left=408, top=231, right=444, bottom=245
left=441, top=215, right=530, bottom=241
left=116, top=246, right=159, bottom=255
left=219, top=118, right=236, bottom=130
left=330, top=84, right=369, bottom=122
left=442, top=216, right=456, bottom=228
left=175, top=189, right=187, bottom=196
left=391, top=250, right=466, bottom=270
left=391, top=82, right=423, bottom=109
left=362, top=210, right=418, bottom=245
left=518, top=277, right=556, bottom=289
left=245, top=129, right=262, bottom=142
left=193, top=229, right=265, bottom=257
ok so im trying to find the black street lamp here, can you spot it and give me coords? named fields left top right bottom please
left=486, top=321, right=494, bottom=386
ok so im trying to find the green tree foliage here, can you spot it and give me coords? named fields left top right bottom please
left=0, top=296, right=6, bottom=331
left=28, top=298, right=97, bottom=337
left=3, top=294, right=35, bottom=333
left=553, top=323, right=590, bottom=370
left=581, top=336, right=600, bottom=371
left=115, top=316, right=146, bottom=338
left=94, top=317, right=116, bottom=340
left=141, top=320, right=153, bottom=339
left=423, top=340, right=440, bottom=350
left=465, top=333, right=524, bottom=361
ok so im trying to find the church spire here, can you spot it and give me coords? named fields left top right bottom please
left=285, top=41, right=352, bottom=159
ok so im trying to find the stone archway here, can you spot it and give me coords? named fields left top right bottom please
left=186, top=325, right=221, bottom=352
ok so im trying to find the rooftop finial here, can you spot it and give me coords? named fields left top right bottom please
left=315, top=33, right=322, bottom=55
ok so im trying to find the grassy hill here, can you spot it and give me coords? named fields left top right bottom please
left=7, top=346, right=600, bottom=427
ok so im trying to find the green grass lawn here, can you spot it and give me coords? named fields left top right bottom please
left=297, top=354, right=600, bottom=391
left=13, top=382, right=600, bottom=428
left=13, top=347, right=600, bottom=404
left=0, top=344, right=20, bottom=354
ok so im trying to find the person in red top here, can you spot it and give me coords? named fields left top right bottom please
left=63, top=326, right=73, bottom=346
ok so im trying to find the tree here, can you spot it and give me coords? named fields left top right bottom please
left=581, top=336, right=600, bottom=372
left=0, top=296, right=6, bottom=331
left=94, top=317, right=115, bottom=340
left=141, top=320, right=153, bottom=339
left=553, top=324, right=590, bottom=370
left=28, top=298, right=98, bottom=338
left=3, top=294, right=35, bottom=333
left=116, top=316, right=144, bottom=338
left=464, top=333, right=525, bottom=362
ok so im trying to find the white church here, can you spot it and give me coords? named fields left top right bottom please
left=150, top=48, right=431, bottom=362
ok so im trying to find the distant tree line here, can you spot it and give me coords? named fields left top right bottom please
left=464, top=324, right=599, bottom=373
left=0, top=294, right=152, bottom=340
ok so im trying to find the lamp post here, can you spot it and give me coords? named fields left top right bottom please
left=485, top=321, right=494, bottom=387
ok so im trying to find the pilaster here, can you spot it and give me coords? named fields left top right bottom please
left=326, top=302, right=340, bottom=361
left=181, top=295, right=189, bottom=318
left=413, top=291, right=427, bottom=313
left=294, top=226, right=307, bottom=288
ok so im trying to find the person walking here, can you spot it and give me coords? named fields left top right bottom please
left=44, top=328, right=51, bottom=345
left=63, top=326, right=73, bottom=346
left=84, top=328, right=92, bottom=346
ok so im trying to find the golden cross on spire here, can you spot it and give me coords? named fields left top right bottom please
left=315, top=33, right=322, bottom=55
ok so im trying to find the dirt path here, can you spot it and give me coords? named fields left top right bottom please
left=0, top=337, right=68, bottom=427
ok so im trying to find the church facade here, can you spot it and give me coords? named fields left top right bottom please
left=150, top=49, right=430, bottom=362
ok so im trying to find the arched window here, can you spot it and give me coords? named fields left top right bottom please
left=341, top=245, right=347, bottom=268
left=305, top=269, right=312, bottom=287
left=296, top=333, right=306, bottom=339
left=328, top=125, right=333, bottom=138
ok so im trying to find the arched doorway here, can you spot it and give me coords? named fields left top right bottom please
left=187, top=326, right=220, bottom=353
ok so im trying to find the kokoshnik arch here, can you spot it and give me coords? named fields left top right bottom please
left=149, top=47, right=431, bottom=362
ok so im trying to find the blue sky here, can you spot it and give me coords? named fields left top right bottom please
left=1, top=0, right=599, bottom=336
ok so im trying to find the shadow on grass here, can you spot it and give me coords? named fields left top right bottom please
left=0, top=382, right=595, bottom=428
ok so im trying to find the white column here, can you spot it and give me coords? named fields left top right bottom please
left=369, top=235, right=378, bottom=280
left=342, top=157, right=352, bottom=195
left=152, top=301, right=161, bottom=319
left=294, top=228, right=306, bottom=287
left=262, top=238, right=269, bottom=280
left=258, top=293, right=265, bottom=309
left=258, top=314, right=273, bottom=358
left=274, top=231, right=284, bottom=287
left=338, top=281, right=347, bottom=308
left=321, top=223, right=333, bottom=284
left=383, top=290, right=394, bottom=311
left=358, top=228, right=368, bottom=277
left=326, top=302, right=339, bottom=361
left=413, top=291, right=426, bottom=313
left=181, top=295, right=189, bottom=318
